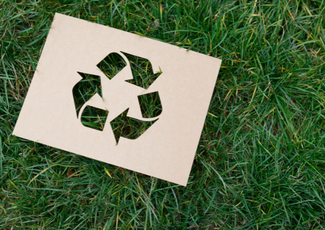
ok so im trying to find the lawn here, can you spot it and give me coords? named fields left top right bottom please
left=1, top=0, right=325, bottom=229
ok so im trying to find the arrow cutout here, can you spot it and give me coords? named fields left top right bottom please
left=73, top=72, right=102, bottom=117
left=110, top=108, right=158, bottom=144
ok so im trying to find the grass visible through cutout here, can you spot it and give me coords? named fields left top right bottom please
left=122, top=52, right=162, bottom=89
left=97, top=52, right=127, bottom=80
left=110, top=108, right=158, bottom=144
left=80, top=106, right=108, bottom=131
left=138, top=91, right=162, bottom=118
left=73, top=72, right=102, bottom=117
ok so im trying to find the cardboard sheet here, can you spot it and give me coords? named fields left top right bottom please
left=13, top=13, right=221, bottom=186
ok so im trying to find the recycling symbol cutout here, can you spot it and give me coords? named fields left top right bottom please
left=72, top=52, right=163, bottom=144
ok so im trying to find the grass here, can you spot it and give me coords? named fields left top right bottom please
left=1, top=0, right=325, bottom=229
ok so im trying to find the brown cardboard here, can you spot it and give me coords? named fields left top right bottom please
left=13, top=13, right=221, bottom=186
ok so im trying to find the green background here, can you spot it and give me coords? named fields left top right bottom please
left=1, top=0, right=325, bottom=229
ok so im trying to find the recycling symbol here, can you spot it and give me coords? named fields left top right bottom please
left=72, top=52, right=162, bottom=144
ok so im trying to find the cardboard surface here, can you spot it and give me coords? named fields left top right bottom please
left=13, top=13, right=221, bottom=186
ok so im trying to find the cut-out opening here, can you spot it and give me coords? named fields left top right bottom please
left=110, top=108, right=158, bottom=144
left=138, top=91, right=162, bottom=118
left=73, top=72, right=102, bottom=117
left=81, top=106, right=108, bottom=131
left=97, top=52, right=127, bottom=80
left=73, top=52, right=163, bottom=141
left=122, top=52, right=162, bottom=89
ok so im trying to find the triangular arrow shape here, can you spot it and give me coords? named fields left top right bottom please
left=73, top=72, right=102, bottom=117
left=110, top=108, right=158, bottom=144
left=121, top=52, right=162, bottom=89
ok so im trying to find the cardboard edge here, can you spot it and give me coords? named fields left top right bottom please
left=53, top=13, right=222, bottom=63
